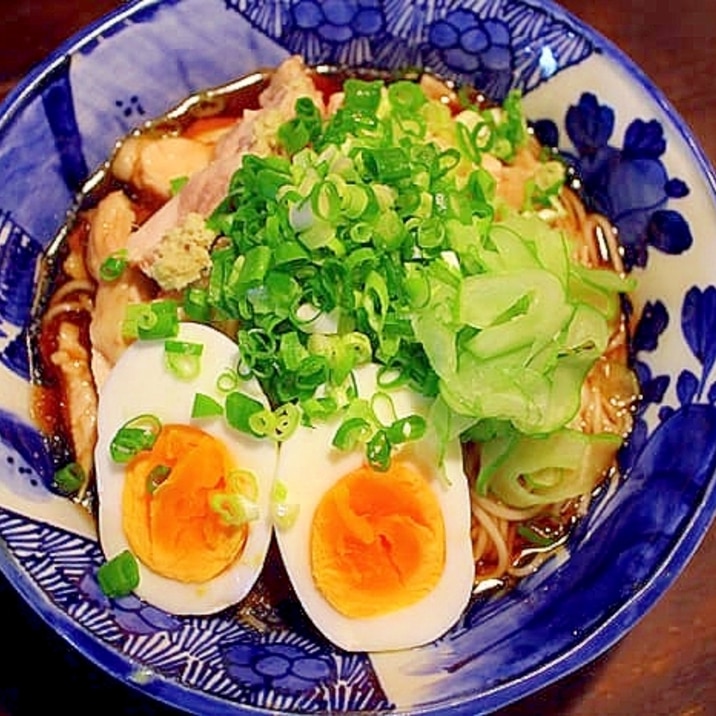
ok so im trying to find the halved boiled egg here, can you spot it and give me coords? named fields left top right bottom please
left=94, top=321, right=276, bottom=614
left=274, top=364, right=475, bottom=652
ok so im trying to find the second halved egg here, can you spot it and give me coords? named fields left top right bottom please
left=274, top=364, right=475, bottom=652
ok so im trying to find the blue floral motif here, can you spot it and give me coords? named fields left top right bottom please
left=427, top=11, right=512, bottom=100
left=618, top=415, right=649, bottom=472
left=676, top=369, right=699, bottom=406
left=632, top=300, right=669, bottom=353
left=534, top=93, right=693, bottom=270
left=41, top=67, right=89, bottom=193
left=681, top=286, right=716, bottom=395
left=114, top=95, right=147, bottom=121
left=287, top=0, right=385, bottom=43
left=222, top=638, right=336, bottom=693
left=77, top=570, right=182, bottom=635
left=0, top=211, right=43, bottom=380
left=619, top=300, right=670, bottom=471
left=0, top=409, right=54, bottom=492
left=0, top=211, right=42, bottom=327
left=227, top=0, right=387, bottom=64
left=631, top=300, right=671, bottom=410
left=0, top=330, right=32, bottom=380
left=623, top=283, right=716, bottom=472
left=226, top=0, right=594, bottom=100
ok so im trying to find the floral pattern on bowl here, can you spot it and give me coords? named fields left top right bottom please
left=1, top=0, right=716, bottom=714
left=533, top=93, right=693, bottom=270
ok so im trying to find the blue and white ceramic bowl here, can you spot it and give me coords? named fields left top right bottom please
left=1, top=1, right=715, bottom=714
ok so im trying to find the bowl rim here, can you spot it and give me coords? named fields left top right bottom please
left=1, top=0, right=716, bottom=714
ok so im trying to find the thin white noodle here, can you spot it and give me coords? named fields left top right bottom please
left=471, top=522, right=489, bottom=563
left=594, top=214, right=625, bottom=274
left=473, top=494, right=541, bottom=522
left=509, top=546, right=567, bottom=578
left=471, top=495, right=510, bottom=579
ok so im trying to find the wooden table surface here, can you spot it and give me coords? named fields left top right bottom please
left=1, top=2, right=715, bottom=715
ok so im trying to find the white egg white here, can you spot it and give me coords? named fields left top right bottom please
left=94, top=321, right=277, bottom=615
left=274, top=364, right=475, bottom=652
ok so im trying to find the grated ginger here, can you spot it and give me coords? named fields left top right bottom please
left=145, top=212, right=216, bottom=292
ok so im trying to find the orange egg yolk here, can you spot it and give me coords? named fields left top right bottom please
left=122, top=424, right=249, bottom=583
left=310, top=461, right=445, bottom=618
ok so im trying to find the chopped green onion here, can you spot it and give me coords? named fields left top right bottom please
left=99, top=250, right=128, bottom=282
left=517, top=523, right=559, bottom=548
left=295, top=97, right=322, bottom=136
left=370, top=391, right=397, bottom=427
left=169, top=175, right=189, bottom=195
left=122, top=300, right=179, bottom=340
left=311, top=181, right=341, bottom=222
left=248, top=402, right=300, bottom=441
left=363, top=270, right=390, bottom=336
left=362, top=147, right=411, bottom=183
left=279, top=117, right=311, bottom=155
left=332, top=417, right=373, bottom=451
left=53, top=462, right=86, bottom=495
left=456, top=121, right=481, bottom=163
left=225, top=392, right=265, bottom=436
left=210, top=493, right=259, bottom=526
left=376, top=365, right=408, bottom=389
left=271, top=479, right=289, bottom=503
left=273, top=240, right=310, bottom=266
left=164, top=340, right=204, bottom=380
left=300, top=395, right=338, bottom=422
left=191, top=392, right=224, bottom=418
left=386, top=414, right=427, bottom=444
left=271, top=403, right=300, bottom=441
left=349, top=221, right=374, bottom=245
left=183, top=286, right=211, bottom=322
left=341, top=185, right=371, bottom=219
left=228, top=468, right=259, bottom=502
left=217, top=369, right=239, bottom=393
left=97, top=550, right=140, bottom=598
left=138, top=300, right=178, bottom=339
left=248, top=407, right=276, bottom=437
left=146, top=464, right=171, bottom=494
left=279, top=332, right=309, bottom=371
left=238, top=328, right=277, bottom=372
left=403, top=265, right=431, bottom=309
left=366, top=429, right=391, bottom=471
left=278, top=98, right=322, bottom=155
left=272, top=501, right=300, bottom=530
left=437, top=148, right=460, bottom=177
left=237, top=245, right=272, bottom=291
left=416, top=217, right=445, bottom=249
left=343, top=78, right=383, bottom=113
left=270, top=480, right=299, bottom=530
left=343, top=332, right=372, bottom=366
left=109, top=414, right=162, bottom=463
left=387, top=80, right=427, bottom=113
left=295, top=355, right=329, bottom=391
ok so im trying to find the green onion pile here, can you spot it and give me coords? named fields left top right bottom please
left=113, top=75, right=636, bottom=508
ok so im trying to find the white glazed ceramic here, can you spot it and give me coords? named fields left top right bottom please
left=1, top=1, right=715, bottom=714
